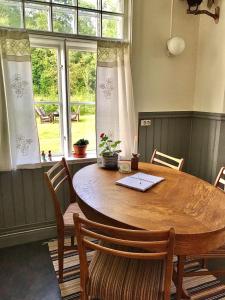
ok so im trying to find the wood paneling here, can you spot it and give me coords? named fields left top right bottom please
left=139, top=112, right=192, bottom=171
left=0, top=161, right=95, bottom=248
left=188, top=114, right=221, bottom=182
left=139, top=111, right=225, bottom=183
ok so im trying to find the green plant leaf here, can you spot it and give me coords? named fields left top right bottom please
left=102, top=136, right=108, bottom=141
left=99, top=141, right=106, bottom=148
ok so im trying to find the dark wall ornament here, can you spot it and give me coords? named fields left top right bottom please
left=187, top=0, right=203, bottom=11
left=186, top=0, right=220, bottom=23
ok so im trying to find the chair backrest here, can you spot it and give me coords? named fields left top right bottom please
left=45, top=158, right=76, bottom=234
left=150, top=149, right=184, bottom=171
left=74, top=213, right=175, bottom=300
left=76, top=105, right=81, bottom=114
left=40, top=107, right=46, bottom=116
left=214, top=167, right=225, bottom=191
left=35, top=107, right=42, bottom=117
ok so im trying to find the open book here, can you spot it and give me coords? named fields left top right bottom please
left=116, top=172, right=164, bottom=192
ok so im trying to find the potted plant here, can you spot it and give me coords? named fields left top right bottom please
left=73, top=138, right=89, bottom=158
left=99, top=133, right=121, bottom=170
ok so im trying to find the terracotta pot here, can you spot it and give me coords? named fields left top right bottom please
left=102, top=153, right=118, bottom=170
left=73, top=145, right=87, bottom=158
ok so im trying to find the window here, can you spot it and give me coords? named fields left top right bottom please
left=0, top=0, right=131, bottom=159
left=31, top=37, right=97, bottom=157
left=0, top=0, right=129, bottom=40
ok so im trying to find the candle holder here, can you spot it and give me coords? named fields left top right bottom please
left=131, top=153, right=140, bottom=170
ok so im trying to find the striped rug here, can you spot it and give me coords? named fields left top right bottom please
left=48, top=239, right=225, bottom=300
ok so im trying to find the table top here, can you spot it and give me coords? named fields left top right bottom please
left=73, top=163, right=225, bottom=255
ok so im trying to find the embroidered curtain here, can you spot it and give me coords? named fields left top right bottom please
left=96, top=41, right=137, bottom=159
left=0, top=30, right=40, bottom=170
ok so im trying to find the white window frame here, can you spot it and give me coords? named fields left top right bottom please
left=30, top=35, right=97, bottom=158
left=1, top=0, right=130, bottom=41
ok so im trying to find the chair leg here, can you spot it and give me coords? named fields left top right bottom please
left=80, top=291, right=88, bottom=300
left=176, top=255, right=186, bottom=300
left=58, top=234, right=64, bottom=283
left=202, top=258, right=207, bottom=269
left=71, top=236, right=75, bottom=247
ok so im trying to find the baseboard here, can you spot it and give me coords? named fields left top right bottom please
left=0, top=225, right=57, bottom=248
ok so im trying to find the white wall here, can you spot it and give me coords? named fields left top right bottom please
left=194, top=1, right=225, bottom=113
left=132, top=0, right=199, bottom=112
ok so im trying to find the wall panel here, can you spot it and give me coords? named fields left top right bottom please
left=0, top=161, right=95, bottom=248
left=139, top=112, right=192, bottom=171
left=139, top=111, right=225, bottom=182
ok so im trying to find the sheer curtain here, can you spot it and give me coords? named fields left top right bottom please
left=0, top=30, right=40, bottom=171
left=96, top=41, right=137, bottom=160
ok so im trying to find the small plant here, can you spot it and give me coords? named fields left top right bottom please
left=73, top=138, right=89, bottom=158
left=74, top=138, right=89, bottom=146
left=99, top=133, right=121, bottom=157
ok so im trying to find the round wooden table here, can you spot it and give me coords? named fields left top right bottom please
left=73, top=162, right=225, bottom=256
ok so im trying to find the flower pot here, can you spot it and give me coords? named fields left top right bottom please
left=102, top=153, right=118, bottom=170
left=73, top=145, right=87, bottom=158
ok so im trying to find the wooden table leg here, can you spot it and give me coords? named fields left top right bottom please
left=173, top=255, right=190, bottom=300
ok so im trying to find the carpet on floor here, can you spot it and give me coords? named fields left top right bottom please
left=48, top=239, right=225, bottom=300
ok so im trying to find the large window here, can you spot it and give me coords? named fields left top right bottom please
left=0, top=0, right=131, bottom=159
left=0, top=0, right=128, bottom=40
left=31, top=37, right=96, bottom=156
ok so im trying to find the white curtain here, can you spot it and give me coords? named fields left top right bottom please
left=0, top=30, right=40, bottom=171
left=96, top=41, right=137, bottom=160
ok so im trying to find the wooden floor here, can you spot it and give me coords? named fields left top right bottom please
left=0, top=241, right=61, bottom=300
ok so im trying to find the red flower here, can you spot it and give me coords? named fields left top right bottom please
left=100, top=133, right=105, bottom=138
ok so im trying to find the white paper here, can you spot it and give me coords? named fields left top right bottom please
left=116, top=172, right=164, bottom=192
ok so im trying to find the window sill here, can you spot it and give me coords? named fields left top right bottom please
left=17, top=153, right=97, bottom=170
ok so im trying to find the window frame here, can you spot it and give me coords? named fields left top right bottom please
left=66, top=40, right=97, bottom=156
left=1, top=0, right=129, bottom=41
left=30, top=35, right=97, bottom=158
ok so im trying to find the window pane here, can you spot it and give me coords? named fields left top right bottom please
left=25, top=3, right=50, bottom=31
left=69, top=50, right=96, bottom=102
left=71, top=105, right=96, bottom=152
left=78, top=10, right=100, bottom=36
left=35, top=104, right=62, bottom=155
left=53, top=7, right=76, bottom=33
left=53, top=0, right=77, bottom=5
left=32, top=47, right=62, bottom=155
left=102, top=14, right=123, bottom=39
left=78, top=0, right=99, bottom=9
left=69, top=50, right=96, bottom=153
left=102, top=0, right=124, bottom=13
left=0, top=0, right=23, bottom=28
left=31, top=48, right=59, bottom=102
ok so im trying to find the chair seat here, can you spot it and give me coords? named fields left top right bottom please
left=87, top=248, right=165, bottom=300
left=63, top=202, right=86, bottom=235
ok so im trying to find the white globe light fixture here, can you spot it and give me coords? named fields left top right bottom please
left=167, top=37, right=186, bottom=56
left=167, top=0, right=186, bottom=57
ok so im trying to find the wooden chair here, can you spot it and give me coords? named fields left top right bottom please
left=35, top=107, right=53, bottom=123
left=176, top=166, right=225, bottom=299
left=73, top=213, right=175, bottom=300
left=71, top=105, right=80, bottom=122
left=214, top=166, right=225, bottom=191
left=45, top=158, right=85, bottom=283
left=150, top=149, right=184, bottom=171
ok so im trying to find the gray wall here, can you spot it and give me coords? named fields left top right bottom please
left=0, top=162, right=94, bottom=248
left=139, top=111, right=225, bottom=183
